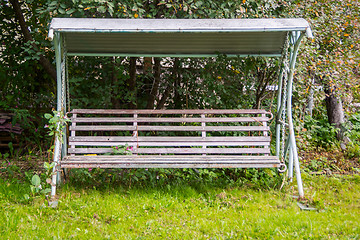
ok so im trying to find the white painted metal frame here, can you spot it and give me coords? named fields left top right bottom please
left=49, top=18, right=313, bottom=198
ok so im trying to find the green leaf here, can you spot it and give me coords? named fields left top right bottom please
left=50, top=162, right=55, bottom=169
left=44, top=162, right=50, bottom=170
left=31, top=175, right=41, bottom=186
left=41, top=188, right=51, bottom=194
left=30, top=185, right=35, bottom=194
left=67, top=9, right=76, bottom=15
left=97, top=6, right=106, bottom=13
left=58, top=8, right=65, bottom=14
left=23, top=194, right=30, bottom=200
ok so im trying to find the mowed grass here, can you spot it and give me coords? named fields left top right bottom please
left=0, top=172, right=359, bottom=239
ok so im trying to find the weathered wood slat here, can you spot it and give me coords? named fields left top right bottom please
left=71, top=109, right=270, bottom=115
left=71, top=117, right=270, bottom=123
left=64, top=155, right=279, bottom=161
left=69, top=136, right=270, bottom=142
left=62, top=156, right=279, bottom=168
left=70, top=125, right=269, bottom=132
left=61, top=155, right=280, bottom=168
left=69, top=141, right=270, bottom=147
left=70, top=125, right=135, bottom=131
left=68, top=147, right=270, bottom=154
left=62, top=160, right=277, bottom=164
left=61, top=163, right=279, bottom=169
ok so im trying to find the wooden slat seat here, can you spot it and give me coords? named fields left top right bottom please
left=62, top=155, right=280, bottom=168
left=61, top=109, right=280, bottom=169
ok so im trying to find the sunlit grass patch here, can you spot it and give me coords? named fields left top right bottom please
left=1, top=173, right=359, bottom=239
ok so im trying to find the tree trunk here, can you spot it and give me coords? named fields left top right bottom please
left=324, top=85, right=345, bottom=139
left=173, top=58, right=182, bottom=109
left=305, top=78, right=315, bottom=116
left=111, top=57, right=121, bottom=108
left=128, top=57, right=137, bottom=109
left=146, top=58, right=161, bottom=109
left=253, top=65, right=276, bottom=109
left=306, top=87, right=314, bottom=116
left=9, top=0, right=57, bottom=81
left=156, top=58, right=179, bottom=109
left=156, top=84, right=172, bottom=110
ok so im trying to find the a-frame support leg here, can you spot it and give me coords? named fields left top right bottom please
left=286, top=32, right=306, bottom=198
left=275, top=32, right=306, bottom=198
left=50, top=32, right=67, bottom=198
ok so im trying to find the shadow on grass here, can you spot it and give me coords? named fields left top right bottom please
left=0, top=167, right=284, bottom=204
left=63, top=167, right=284, bottom=198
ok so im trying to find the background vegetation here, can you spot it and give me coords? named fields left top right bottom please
left=1, top=0, right=359, bottom=153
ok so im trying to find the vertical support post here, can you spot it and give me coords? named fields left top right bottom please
left=262, top=113, right=269, bottom=156
left=286, top=32, right=305, bottom=198
left=59, top=38, right=67, bottom=185
left=51, top=32, right=62, bottom=197
left=70, top=114, right=77, bottom=156
left=201, top=114, right=206, bottom=156
left=133, top=113, right=138, bottom=154
left=275, top=69, right=284, bottom=157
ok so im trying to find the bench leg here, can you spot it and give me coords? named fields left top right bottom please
left=288, top=147, right=294, bottom=181
left=51, top=138, right=61, bottom=198
left=51, top=168, right=57, bottom=197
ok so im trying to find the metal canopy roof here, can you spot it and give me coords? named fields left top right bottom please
left=49, top=18, right=312, bottom=57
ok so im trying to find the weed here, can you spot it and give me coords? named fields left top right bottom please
left=23, top=162, right=55, bottom=202
left=44, top=110, right=71, bottom=144
left=107, top=144, right=133, bottom=155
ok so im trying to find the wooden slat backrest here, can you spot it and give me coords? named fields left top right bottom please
left=71, top=109, right=270, bottom=115
left=68, top=109, right=272, bottom=156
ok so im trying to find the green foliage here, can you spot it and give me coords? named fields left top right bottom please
left=111, top=144, right=133, bottom=155
left=292, top=0, right=359, bottom=115
left=44, top=110, right=71, bottom=143
left=24, top=161, right=55, bottom=201
left=347, top=112, right=360, bottom=142
left=1, top=0, right=358, bottom=168
left=345, top=112, right=360, bottom=158
left=0, top=155, right=20, bottom=178
left=300, top=115, right=338, bottom=149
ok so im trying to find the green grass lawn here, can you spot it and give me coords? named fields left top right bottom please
left=0, top=170, right=359, bottom=239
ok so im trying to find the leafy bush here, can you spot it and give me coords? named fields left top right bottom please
left=301, top=115, right=338, bottom=149
left=345, top=112, right=360, bottom=159
left=347, top=112, right=360, bottom=143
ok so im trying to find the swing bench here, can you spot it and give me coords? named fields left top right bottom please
left=63, top=108, right=277, bottom=168
left=48, top=18, right=313, bottom=198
